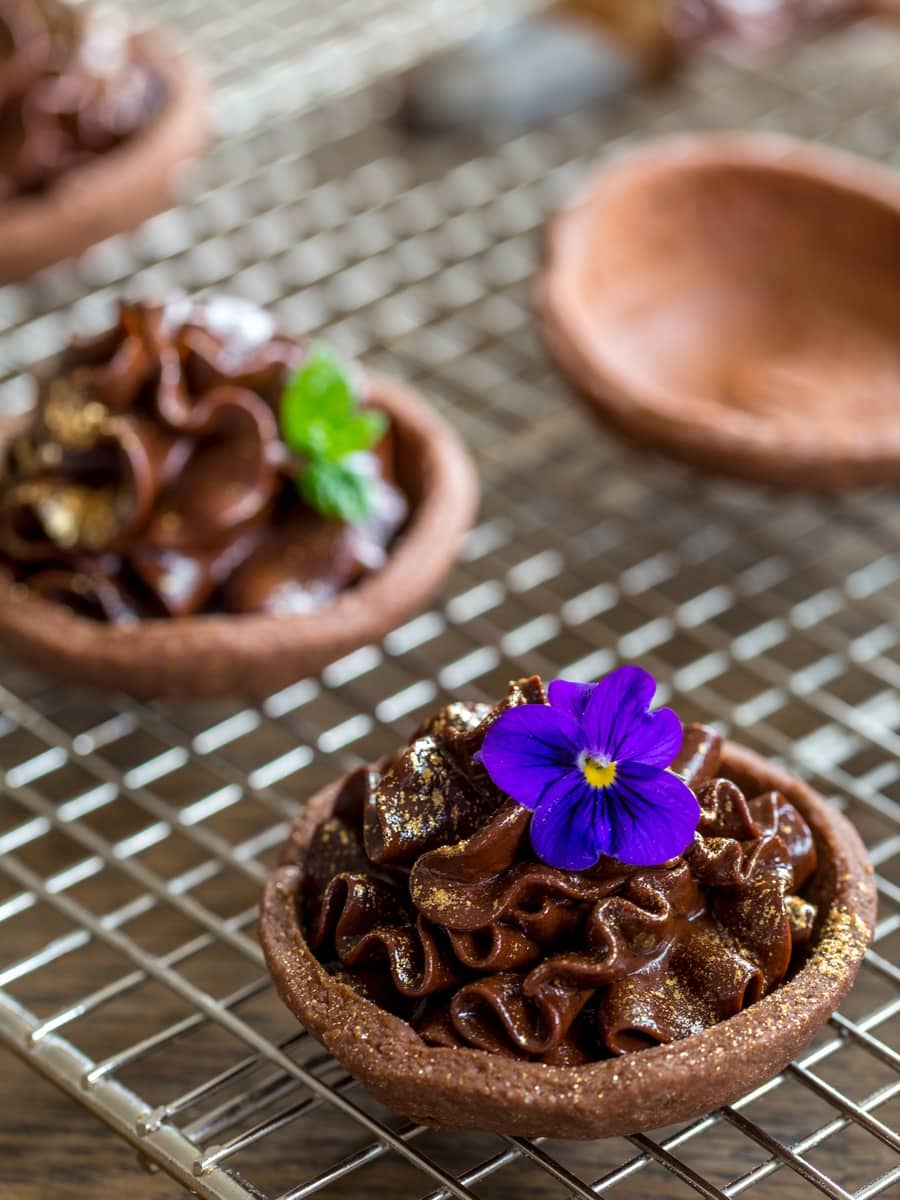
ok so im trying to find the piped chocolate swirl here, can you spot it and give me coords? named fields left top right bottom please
left=300, top=678, right=818, bottom=1063
left=0, top=0, right=166, bottom=201
left=0, top=297, right=407, bottom=621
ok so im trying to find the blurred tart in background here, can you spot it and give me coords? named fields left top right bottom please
left=0, top=296, right=479, bottom=697
left=0, top=0, right=209, bottom=280
left=541, top=133, right=900, bottom=488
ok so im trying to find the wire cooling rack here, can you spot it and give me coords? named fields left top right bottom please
left=1, top=4, right=900, bottom=1198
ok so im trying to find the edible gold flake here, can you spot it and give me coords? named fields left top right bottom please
left=6, top=436, right=62, bottom=478
left=27, top=482, right=123, bottom=550
left=157, top=511, right=183, bottom=535
left=42, top=380, right=109, bottom=451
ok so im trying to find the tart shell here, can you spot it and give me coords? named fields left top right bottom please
left=0, top=28, right=209, bottom=283
left=539, top=134, right=900, bottom=490
left=0, top=375, right=479, bottom=698
left=260, top=741, right=875, bottom=1138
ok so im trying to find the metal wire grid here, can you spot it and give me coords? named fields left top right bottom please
left=133, top=0, right=519, bottom=135
left=1, top=6, right=900, bottom=1198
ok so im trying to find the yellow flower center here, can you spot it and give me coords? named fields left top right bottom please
left=580, top=754, right=617, bottom=789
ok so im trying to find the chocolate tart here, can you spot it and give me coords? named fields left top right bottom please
left=540, top=133, right=900, bottom=489
left=0, top=3, right=208, bottom=281
left=0, top=299, right=479, bottom=698
left=261, top=684, right=875, bottom=1138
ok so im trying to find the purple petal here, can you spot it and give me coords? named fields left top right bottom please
left=582, top=666, right=675, bottom=765
left=480, top=703, right=581, bottom=811
left=616, top=705, right=683, bottom=769
left=529, top=775, right=608, bottom=870
left=604, top=763, right=700, bottom=866
left=547, top=679, right=595, bottom=723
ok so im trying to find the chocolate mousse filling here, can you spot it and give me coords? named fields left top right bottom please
left=298, top=678, right=820, bottom=1065
left=0, top=297, right=408, bottom=622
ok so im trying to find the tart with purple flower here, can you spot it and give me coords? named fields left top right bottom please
left=261, top=667, right=875, bottom=1137
left=0, top=0, right=208, bottom=280
left=0, top=295, right=478, bottom=697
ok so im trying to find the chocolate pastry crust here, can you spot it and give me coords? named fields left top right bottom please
left=0, top=304, right=479, bottom=697
left=540, top=133, right=900, bottom=489
left=0, top=10, right=208, bottom=281
left=262, top=700, right=874, bottom=1136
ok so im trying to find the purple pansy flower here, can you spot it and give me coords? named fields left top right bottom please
left=479, top=666, right=700, bottom=871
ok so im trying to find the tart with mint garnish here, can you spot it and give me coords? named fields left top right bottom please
left=0, top=296, right=478, bottom=697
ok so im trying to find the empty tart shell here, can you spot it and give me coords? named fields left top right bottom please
left=0, top=27, right=209, bottom=282
left=261, top=741, right=875, bottom=1138
left=0, top=375, right=479, bottom=698
left=540, top=133, right=900, bottom=489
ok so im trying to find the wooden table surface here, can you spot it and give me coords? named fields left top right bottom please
left=1, top=1054, right=181, bottom=1200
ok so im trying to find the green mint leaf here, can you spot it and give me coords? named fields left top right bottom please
left=280, top=343, right=388, bottom=524
left=298, top=458, right=373, bottom=524
left=279, top=343, right=386, bottom=463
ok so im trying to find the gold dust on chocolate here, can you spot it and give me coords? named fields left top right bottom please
left=41, top=380, right=109, bottom=451
left=14, top=480, right=124, bottom=552
left=301, top=679, right=822, bottom=1064
left=364, top=706, right=504, bottom=865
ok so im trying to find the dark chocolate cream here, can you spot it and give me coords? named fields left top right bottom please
left=301, top=678, right=818, bottom=1063
left=0, top=297, right=407, bottom=621
left=0, top=0, right=166, bottom=201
